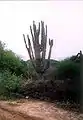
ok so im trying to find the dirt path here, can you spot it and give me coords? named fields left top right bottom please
left=0, top=99, right=82, bottom=120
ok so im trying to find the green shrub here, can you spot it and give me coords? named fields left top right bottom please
left=57, top=58, right=80, bottom=80
left=0, top=50, right=22, bottom=74
left=0, top=70, right=22, bottom=98
left=0, top=41, right=27, bottom=77
left=56, top=58, right=80, bottom=103
left=0, top=40, right=81, bottom=103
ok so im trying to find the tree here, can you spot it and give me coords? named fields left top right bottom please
left=80, top=51, right=83, bottom=112
left=23, top=21, right=54, bottom=79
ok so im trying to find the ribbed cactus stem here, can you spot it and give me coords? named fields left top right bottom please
left=23, top=21, right=53, bottom=76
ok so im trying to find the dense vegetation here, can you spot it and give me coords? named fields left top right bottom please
left=0, top=40, right=80, bottom=103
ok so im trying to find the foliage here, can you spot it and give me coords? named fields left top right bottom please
left=56, top=57, right=80, bottom=103
left=21, top=56, right=80, bottom=103
left=0, top=40, right=81, bottom=103
left=0, top=50, right=21, bottom=72
left=0, top=41, right=29, bottom=77
left=0, top=41, right=23, bottom=98
left=0, top=70, right=22, bottom=98
left=57, top=58, right=80, bottom=80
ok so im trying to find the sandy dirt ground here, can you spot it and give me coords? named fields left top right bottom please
left=0, top=99, right=83, bottom=120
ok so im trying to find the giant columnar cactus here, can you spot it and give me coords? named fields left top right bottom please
left=23, top=21, right=53, bottom=76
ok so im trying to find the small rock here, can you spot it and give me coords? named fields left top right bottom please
left=25, top=96, right=29, bottom=99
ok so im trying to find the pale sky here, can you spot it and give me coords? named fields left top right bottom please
left=0, top=1, right=83, bottom=60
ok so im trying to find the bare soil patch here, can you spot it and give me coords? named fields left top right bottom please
left=0, top=99, right=82, bottom=120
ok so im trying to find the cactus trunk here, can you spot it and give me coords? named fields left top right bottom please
left=23, top=21, right=53, bottom=79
